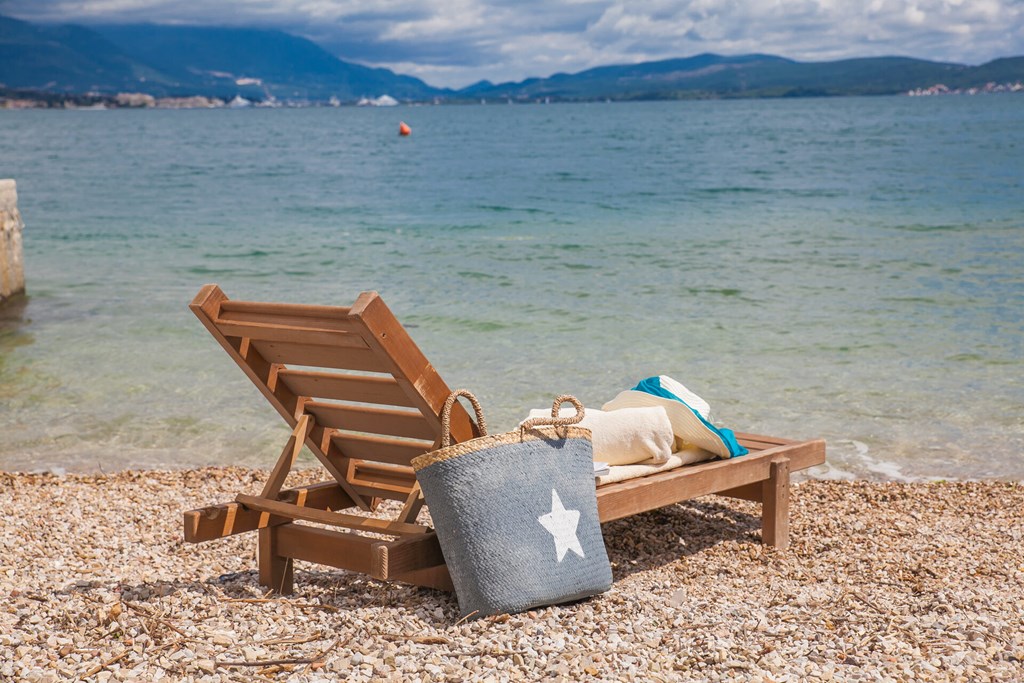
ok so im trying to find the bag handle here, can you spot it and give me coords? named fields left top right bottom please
left=520, top=394, right=586, bottom=431
left=440, top=389, right=488, bottom=448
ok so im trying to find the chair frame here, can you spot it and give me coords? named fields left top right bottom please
left=184, top=285, right=825, bottom=594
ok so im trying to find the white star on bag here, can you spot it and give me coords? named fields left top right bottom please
left=538, top=489, right=585, bottom=562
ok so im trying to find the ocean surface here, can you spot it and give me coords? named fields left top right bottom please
left=1, top=97, right=1021, bottom=480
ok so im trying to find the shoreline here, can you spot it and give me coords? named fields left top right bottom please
left=2, top=467, right=1022, bottom=681
left=4, top=458, right=1023, bottom=484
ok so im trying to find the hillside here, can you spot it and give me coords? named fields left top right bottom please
left=0, top=14, right=178, bottom=94
left=465, top=53, right=1017, bottom=101
left=0, top=15, right=440, bottom=101
left=2, top=13, right=1021, bottom=104
left=94, top=24, right=440, bottom=101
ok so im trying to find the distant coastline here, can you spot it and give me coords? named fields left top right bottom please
left=3, top=80, right=1023, bottom=110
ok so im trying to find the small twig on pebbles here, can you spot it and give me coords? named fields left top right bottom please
left=852, top=591, right=887, bottom=614
left=133, top=611, right=151, bottom=639
left=298, top=636, right=346, bottom=673
left=379, top=634, right=452, bottom=645
left=123, top=601, right=189, bottom=638
left=453, top=610, right=479, bottom=626
left=216, top=636, right=346, bottom=670
left=198, top=581, right=222, bottom=603
left=83, top=650, right=129, bottom=677
left=149, top=638, right=200, bottom=654
left=222, top=597, right=339, bottom=611
left=857, top=633, right=876, bottom=650
left=217, top=656, right=317, bottom=668
left=261, top=631, right=325, bottom=646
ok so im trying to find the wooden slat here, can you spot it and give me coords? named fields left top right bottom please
left=252, top=340, right=389, bottom=372
left=351, top=486, right=412, bottom=502
left=596, top=439, right=825, bottom=523
left=389, top=565, right=454, bottom=592
left=735, top=431, right=794, bottom=444
left=236, top=494, right=428, bottom=536
left=219, top=310, right=357, bottom=332
left=220, top=299, right=352, bottom=320
left=275, top=524, right=378, bottom=575
left=332, top=433, right=434, bottom=466
left=215, top=319, right=367, bottom=347
left=349, top=462, right=419, bottom=499
left=351, top=462, right=418, bottom=489
left=716, top=481, right=763, bottom=502
left=397, top=483, right=425, bottom=524
left=305, top=402, right=437, bottom=440
left=373, top=533, right=445, bottom=579
left=183, top=481, right=352, bottom=542
left=277, top=370, right=416, bottom=406
left=736, top=432, right=795, bottom=449
left=350, top=486, right=410, bottom=502
left=275, top=525, right=453, bottom=590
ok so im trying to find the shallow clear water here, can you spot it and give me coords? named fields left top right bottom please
left=1, top=97, right=1022, bottom=479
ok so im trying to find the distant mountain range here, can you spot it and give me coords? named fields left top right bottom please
left=0, top=15, right=439, bottom=101
left=466, top=53, right=1024, bottom=100
left=2, top=13, right=1022, bottom=104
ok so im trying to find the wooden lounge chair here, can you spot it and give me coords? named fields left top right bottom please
left=184, top=285, right=826, bottom=594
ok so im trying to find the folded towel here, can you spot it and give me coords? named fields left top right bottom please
left=595, top=447, right=714, bottom=486
left=521, top=406, right=674, bottom=466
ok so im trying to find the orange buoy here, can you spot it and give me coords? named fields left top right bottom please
left=399, top=121, right=411, bottom=136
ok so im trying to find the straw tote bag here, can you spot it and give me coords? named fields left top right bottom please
left=412, top=390, right=613, bottom=619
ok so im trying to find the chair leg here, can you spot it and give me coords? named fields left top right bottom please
left=761, top=458, right=790, bottom=549
left=259, top=526, right=294, bottom=594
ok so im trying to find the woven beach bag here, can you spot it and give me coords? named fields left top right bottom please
left=412, top=390, right=613, bottom=620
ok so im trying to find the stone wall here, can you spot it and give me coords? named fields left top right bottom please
left=0, top=179, right=25, bottom=304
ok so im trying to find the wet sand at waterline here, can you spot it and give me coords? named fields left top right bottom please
left=2, top=468, right=1021, bottom=682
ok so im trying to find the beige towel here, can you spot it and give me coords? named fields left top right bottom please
left=595, top=447, right=715, bottom=486
left=521, top=406, right=674, bottom=466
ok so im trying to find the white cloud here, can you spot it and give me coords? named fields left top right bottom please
left=905, top=4, right=925, bottom=24
left=379, top=0, right=486, bottom=41
left=4, top=0, right=1022, bottom=87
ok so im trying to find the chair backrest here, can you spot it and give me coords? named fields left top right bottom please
left=190, top=285, right=478, bottom=503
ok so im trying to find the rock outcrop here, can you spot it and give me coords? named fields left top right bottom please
left=0, top=179, right=25, bottom=304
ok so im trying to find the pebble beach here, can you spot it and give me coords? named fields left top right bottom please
left=2, top=468, right=1022, bottom=682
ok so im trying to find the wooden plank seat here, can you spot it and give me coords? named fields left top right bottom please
left=184, top=285, right=826, bottom=594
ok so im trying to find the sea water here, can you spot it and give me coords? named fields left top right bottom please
left=0, top=97, right=1021, bottom=480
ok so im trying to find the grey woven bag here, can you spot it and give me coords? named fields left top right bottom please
left=411, top=390, right=613, bottom=620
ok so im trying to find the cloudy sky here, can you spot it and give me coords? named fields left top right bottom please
left=3, top=0, right=1022, bottom=88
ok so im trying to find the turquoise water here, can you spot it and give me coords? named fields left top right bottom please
left=1, top=97, right=1022, bottom=479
